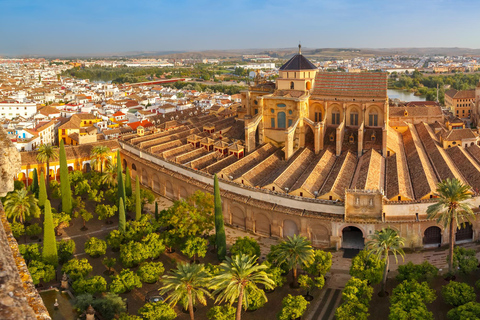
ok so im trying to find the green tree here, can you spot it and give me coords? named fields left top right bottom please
left=107, top=229, right=124, bottom=251
left=36, top=144, right=58, bottom=195
left=125, top=167, right=132, bottom=197
left=78, top=208, right=93, bottom=231
left=72, top=276, right=107, bottom=295
left=19, top=243, right=42, bottom=263
left=90, top=145, right=110, bottom=173
left=335, top=277, right=372, bottom=320
left=31, top=168, right=39, bottom=197
left=447, top=302, right=480, bottom=320
left=277, top=295, right=309, bottom=320
left=214, top=174, right=227, bottom=261
left=210, top=254, right=274, bottom=320
left=26, top=223, right=42, bottom=239
left=119, top=198, right=126, bottom=233
left=137, top=261, right=165, bottom=284
left=42, top=200, right=58, bottom=266
left=262, top=261, right=285, bottom=289
left=396, top=261, right=438, bottom=282
left=181, top=237, right=209, bottom=262
left=389, top=280, right=436, bottom=320
left=117, top=150, right=126, bottom=212
left=270, top=235, right=314, bottom=288
left=142, top=233, right=165, bottom=260
left=84, top=237, right=107, bottom=257
left=427, top=178, right=474, bottom=274
left=451, top=246, right=478, bottom=274
left=304, top=250, right=332, bottom=276
left=135, top=176, right=141, bottom=220
left=38, top=173, right=47, bottom=208
left=75, top=293, right=126, bottom=320
left=62, top=258, right=93, bottom=280
left=298, top=274, right=324, bottom=298
left=96, top=204, right=117, bottom=223
left=120, top=241, right=149, bottom=267
left=57, top=239, right=76, bottom=264
left=109, top=269, right=142, bottom=294
left=10, top=221, right=25, bottom=239
left=155, top=201, right=159, bottom=220
left=158, top=190, right=214, bottom=238
left=138, top=301, right=176, bottom=320
left=103, top=257, right=117, bottom=274
left=442, top=281, right=476, bottom=307
left=28, top=260, right=55, bottom=285
left=230, top=237, right=261, bottom=259
left=159, top=262, right=211, bottom=320
left=59, top=140, right=72, bottom=214
left=4, top=189, right=40, bottom=223
left=207, top=305, right=236, bottom=320
left=366, top=228, right=405, bottom=296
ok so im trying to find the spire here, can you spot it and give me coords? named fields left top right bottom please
left=298, top=43, right=302, bottom=55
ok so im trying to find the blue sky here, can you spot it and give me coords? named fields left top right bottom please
left=1, top=0, right=479, bottom=56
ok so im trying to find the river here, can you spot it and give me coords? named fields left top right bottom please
left=387, top=89, right=426, bottom=102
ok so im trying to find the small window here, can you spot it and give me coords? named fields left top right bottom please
left=271, top=109, right=275, bottom=113
left=271, top=118, right=275, bottom=128
left=254, top=100, right=258, bottom=105
left=277, top=103, right=286, bottom=108
left=288, top=119, right=293, bottom=127
left=290, top=82, right=294, bottom=89
left=300, top=192, right=303, bottom=197
left=288, top=110, right=293, bottom=115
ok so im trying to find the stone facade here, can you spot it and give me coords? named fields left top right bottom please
left=0, top=126, right=21, bottom=197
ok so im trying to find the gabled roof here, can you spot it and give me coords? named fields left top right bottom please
left=313, top=72, right=388, bottom=98
left=279, top=54, right=317, bottom=71
left=441, top=128, right=477, bottom=141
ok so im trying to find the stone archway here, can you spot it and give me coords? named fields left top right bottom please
left=83, top=163, right=91, bottom=173
left=310, top=223, right=330, bottom=247
left=456, top=223, right=473, bottom=242
left=152, top=175, right=160, bottom=193
left=283, top=219, right=299, bottom=238
left=141, top=168, right=149, bottom=186
left=254, top=213, right=271, bottom=236
left=423, top=226, right=442, bottom=246
left=165, top=180, right=174, bottom=199
left=231, top=207, right=246, bottom=230
left=179, top=186, right=188, bottom=199
left=342, top=226, right=364, bottom=249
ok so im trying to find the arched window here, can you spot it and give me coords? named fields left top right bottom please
left=369, top=109, right=378, bottom=126
left=277, top=103, right=286, bottom=108
left=277, top=112, right=286, bottom=129
left=331, top=108, right=340, bottom=125
left=350, top=110, right=359, bottom=126
left=290, top=82, right=294, bottom=90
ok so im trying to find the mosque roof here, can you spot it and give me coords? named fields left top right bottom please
left=279, top=54, right=317, bottom=71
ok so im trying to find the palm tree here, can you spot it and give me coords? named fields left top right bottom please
left=99, top=159, right=118, bottom=187
left=4, top=189, right=40, bottom=224
left=366, top=227, right=405, bottom=296
left=159, top=263, right=211, bottom=320
left=427, top=178, right=474, bottom=274
left=36, top=144, right=59, bottom=194
left=270, top=234, right=314, bottom=287
left=90, top=145, right=110, bottom=173
left=210, top=254, right=274, bottom=320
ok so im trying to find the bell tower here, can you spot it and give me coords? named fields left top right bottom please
left=276, top=44, right=317, bottom=92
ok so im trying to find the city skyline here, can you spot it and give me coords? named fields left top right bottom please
left=1, top=0, right=480, bottom=56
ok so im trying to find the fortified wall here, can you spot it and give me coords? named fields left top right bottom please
left=0, top=126, right=50, bottom=320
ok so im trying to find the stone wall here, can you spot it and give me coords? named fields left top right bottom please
left=0, top=126, right=21, bottom=197
left=0, top=126, right=50, bottom=319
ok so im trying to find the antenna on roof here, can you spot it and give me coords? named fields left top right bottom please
left=298, top=42, right=302, bottom=55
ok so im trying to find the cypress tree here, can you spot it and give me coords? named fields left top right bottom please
left=116, top=150, right=126, bottom=211
left=214, top=174, right=227, bottom=261
left=154, top=202, right=159, bottom=220
left=125, top=166, right=132, bottom=197
left=59, top=140, right=72, bottom=214
left=31, top=168, right=39, bottom=198
left=42, top=200, right=58, bottom=266
left=135, top=176, right=141, bottom=220
left=118, top=198, right=126, bottom=233
left=38, top=173, right=47, bottom=208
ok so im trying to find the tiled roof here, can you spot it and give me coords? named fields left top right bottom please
left=445, top=89, right=475, bottom=99
left=441, top=128, right=477, bottom=141
left=313, top=72, right=388, bottom=98
left=279, top=54, right=317, bottom=71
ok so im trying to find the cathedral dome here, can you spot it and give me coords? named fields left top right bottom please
left=279, top=45, right=317, bottom=71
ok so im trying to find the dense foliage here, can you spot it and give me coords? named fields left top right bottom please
left=57, top=239, right=76, bottom=264
left=451, top=247, right=478, bottom=274
left=277, top=294, right=309, bottom=320
left=72, top=276, right=107, bottom=294
left=396, top=261, right=438, bottom=282
left=28, top=260, right=56, bottom=285
left=230, top=236, right=261, bottom=258
left=389, top=280, right=436, bottom=320
left=207, top=305, right=236, bottom=320
left=442, top=281, right=476, bottom=307
left=62, top=258, right=93, bottom=280
left=137, top=261, right=165, bottom=283
left=84, top=237, right=107, bottom=257
left=349, top=250, right=384, bottom=285
left=137, top=301, right=176, bottom=320
left=447, top=301, right=480, bottom=320
left=109, top=269, right=142, bottom=294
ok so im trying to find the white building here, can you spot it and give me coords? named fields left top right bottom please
left=0, top=102, right=37, bottom=120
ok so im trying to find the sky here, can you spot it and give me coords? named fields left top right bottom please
left=1, top=0, right=480, bottom=56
